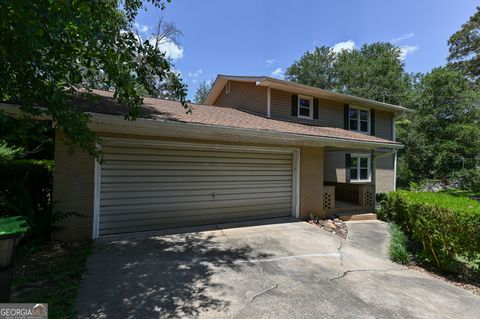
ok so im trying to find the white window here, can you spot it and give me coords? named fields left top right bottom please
left=298, top=95, right=313, bottom=119
left=349, top=154, right=371, bottom=182
left=349, top=107, right=370, bottom=134
left=225, top=81, right=231, bottom=94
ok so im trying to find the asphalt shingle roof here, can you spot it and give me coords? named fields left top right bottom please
left=74, top=90, right=399, bottom=146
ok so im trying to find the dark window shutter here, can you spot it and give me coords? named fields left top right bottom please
left=345, top=153, right=351, bottom=183
left=370, top=109, right=375, bottom=136
left=344, top=104, right=349, bottom=129
left=313, top=98, right=319, bottom=119
left=291, top=94, right=298, bottom=116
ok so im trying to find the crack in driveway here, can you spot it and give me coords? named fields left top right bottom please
left=329, top=268, right=407, bottom=281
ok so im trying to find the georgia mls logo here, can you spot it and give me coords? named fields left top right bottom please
left=31, top=304, right=47, bottom=317
left=0, top=303, right=48, bottom=319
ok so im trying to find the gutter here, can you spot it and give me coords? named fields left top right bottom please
left=0, top=102, right=403, bottom=150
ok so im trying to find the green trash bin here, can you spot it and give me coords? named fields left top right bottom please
left=0, top=216, right=29, bottom=302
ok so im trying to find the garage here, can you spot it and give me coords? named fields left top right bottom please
left=95, top=139, right=298, bottom=236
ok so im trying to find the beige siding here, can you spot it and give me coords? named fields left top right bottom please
left=53, top=130, right=95, bottom=241
left=299, top=147, right=325, bottom=218
left=375, top=153, right=395, bottom=193
left=324, top=151, right=347, bottom=183
left=375, top=110, right=393, bottom=140
left=213, top=81, right=267, bottom=116
left=325, top=150, right=394, bottom=194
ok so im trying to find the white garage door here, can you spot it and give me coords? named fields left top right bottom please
left=97, top=139, right=295, bottom=236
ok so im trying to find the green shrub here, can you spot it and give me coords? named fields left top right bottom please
left=0, top=160, right=74, bottom=240
left=388, top=223, right=412, bottom=265
left=379, top=191, right=480, bottom=273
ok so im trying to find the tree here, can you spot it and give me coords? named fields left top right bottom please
left=397, top=66, right=480, bottom=184
left=448, top=7, right=480, bottom=82
left=335, top=42, right=410, bottom=105
left=285, top=43, right=410, bottom=105
left=136, top=15, right=186, bottom=100
left=194, top=81, right=212, bottom=104
left=285, top=46, right=337, bottom=90
left=0, top=1, right=187, bottom=158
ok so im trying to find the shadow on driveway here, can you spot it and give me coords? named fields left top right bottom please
left=76, top=229, right=272, bottom=319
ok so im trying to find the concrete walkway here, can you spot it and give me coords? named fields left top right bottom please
left=76, top=219, right=480, bottom=318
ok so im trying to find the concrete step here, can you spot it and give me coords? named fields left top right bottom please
left=335, top=212, right=377, bottom=221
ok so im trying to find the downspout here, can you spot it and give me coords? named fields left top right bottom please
left=267, top=87, right=271, bottom=118
left=392, top=114, right=398, bottom=191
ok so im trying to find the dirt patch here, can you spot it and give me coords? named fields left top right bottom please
left=11, top=241, right=91, bottom=318
left=408, top=264, right=480, bottom=296
left=308, top=218, right=348, bottom=239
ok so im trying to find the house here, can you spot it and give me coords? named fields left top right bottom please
left=2, top=75, right=409, bottom=240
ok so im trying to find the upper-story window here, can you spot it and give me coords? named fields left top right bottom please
left=225, top=81, right=231, bottom=94
left=349, top=106, right=370, bottom=134
left=298, top=95, right=313, bottom=119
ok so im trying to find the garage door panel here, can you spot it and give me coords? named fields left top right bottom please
left=101, top=168, right=291, bottom=177
left=101, top=175, right=292, bottom=183
left=100, top=196, right=292, bottom=213
left=98, top=143, right=294, bottom=236
left=103, top=163, right=292, bottom=171
left=100, top=203, right=292, bottom=223
left=102, top=146, right=293, bottom=159
left=101, top=191, right=292, bottom=207
left=99, top=208, right=292, bottom=235
left=100, top=186, right=292, bottom=200
left=100, top=181, right=292, bottom=192
left=104, top=154, right=291, bottom=165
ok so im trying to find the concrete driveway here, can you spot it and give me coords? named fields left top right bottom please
left=76, top=219, right=480, bottom=318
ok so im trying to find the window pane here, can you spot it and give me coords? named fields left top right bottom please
left=349, top=108, right=358, bottom=120
left=299, top=107, right=310, bottom=117
left=350, top=119, right=358, bottom=130
left=349, top=156, right=357, bottom=168
left=350, top=168, right=358, bottom=180
left=360, top=157, right=368, bottom=168
left=360, top=121, right=368, bottom=132
left=299, top=98, right=310, bottom=108
left=360, top=168, right=368, bottom=180
left=360, top=110, right=368, bottom=121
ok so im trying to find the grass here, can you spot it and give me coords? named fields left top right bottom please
left=11, top=241, right=91, bottom=319
left=388, top=223, right=411, bottom=265
left=442, top=188, right=480, bottom=199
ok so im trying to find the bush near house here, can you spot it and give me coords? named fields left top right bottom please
left=378, top=191, right=480, bottom=273
left=0, top=160, right=72, bottom=240
left=388, top=223, right=412, bottom=265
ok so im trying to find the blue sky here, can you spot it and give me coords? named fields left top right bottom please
left=134, top=0, right=478, bottom=100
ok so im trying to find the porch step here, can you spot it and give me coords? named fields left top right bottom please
left=335, top=212, right=377, bottom=221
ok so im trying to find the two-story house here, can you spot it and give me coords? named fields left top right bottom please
left=1, top=74, right=408, bottom=240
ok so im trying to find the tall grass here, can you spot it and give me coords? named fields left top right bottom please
left=388, top=223, right=411, bottom=265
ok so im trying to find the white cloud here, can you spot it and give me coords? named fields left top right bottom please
left=134, top=22, right=149, bottom=33
left=399, top=45, right=419, bottom=60
left=266, top=58, right=275, bottom=66
left=149, top=37, right=184, bottom=60
left=271, top=67, right=283, bottom=77
left=188, top=69, right=203, bottom=78
left=332, top=40, right=356, bottom=53
left=392, top=32, right=414, bottom=43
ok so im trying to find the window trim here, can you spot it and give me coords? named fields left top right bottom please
left=297, top=95, right=313, bottom=119
left=349, top=153, right=371, bottom=183
left=225, top=81, right=231, bottom=94
left=348, top=105, right=371, bottom=134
